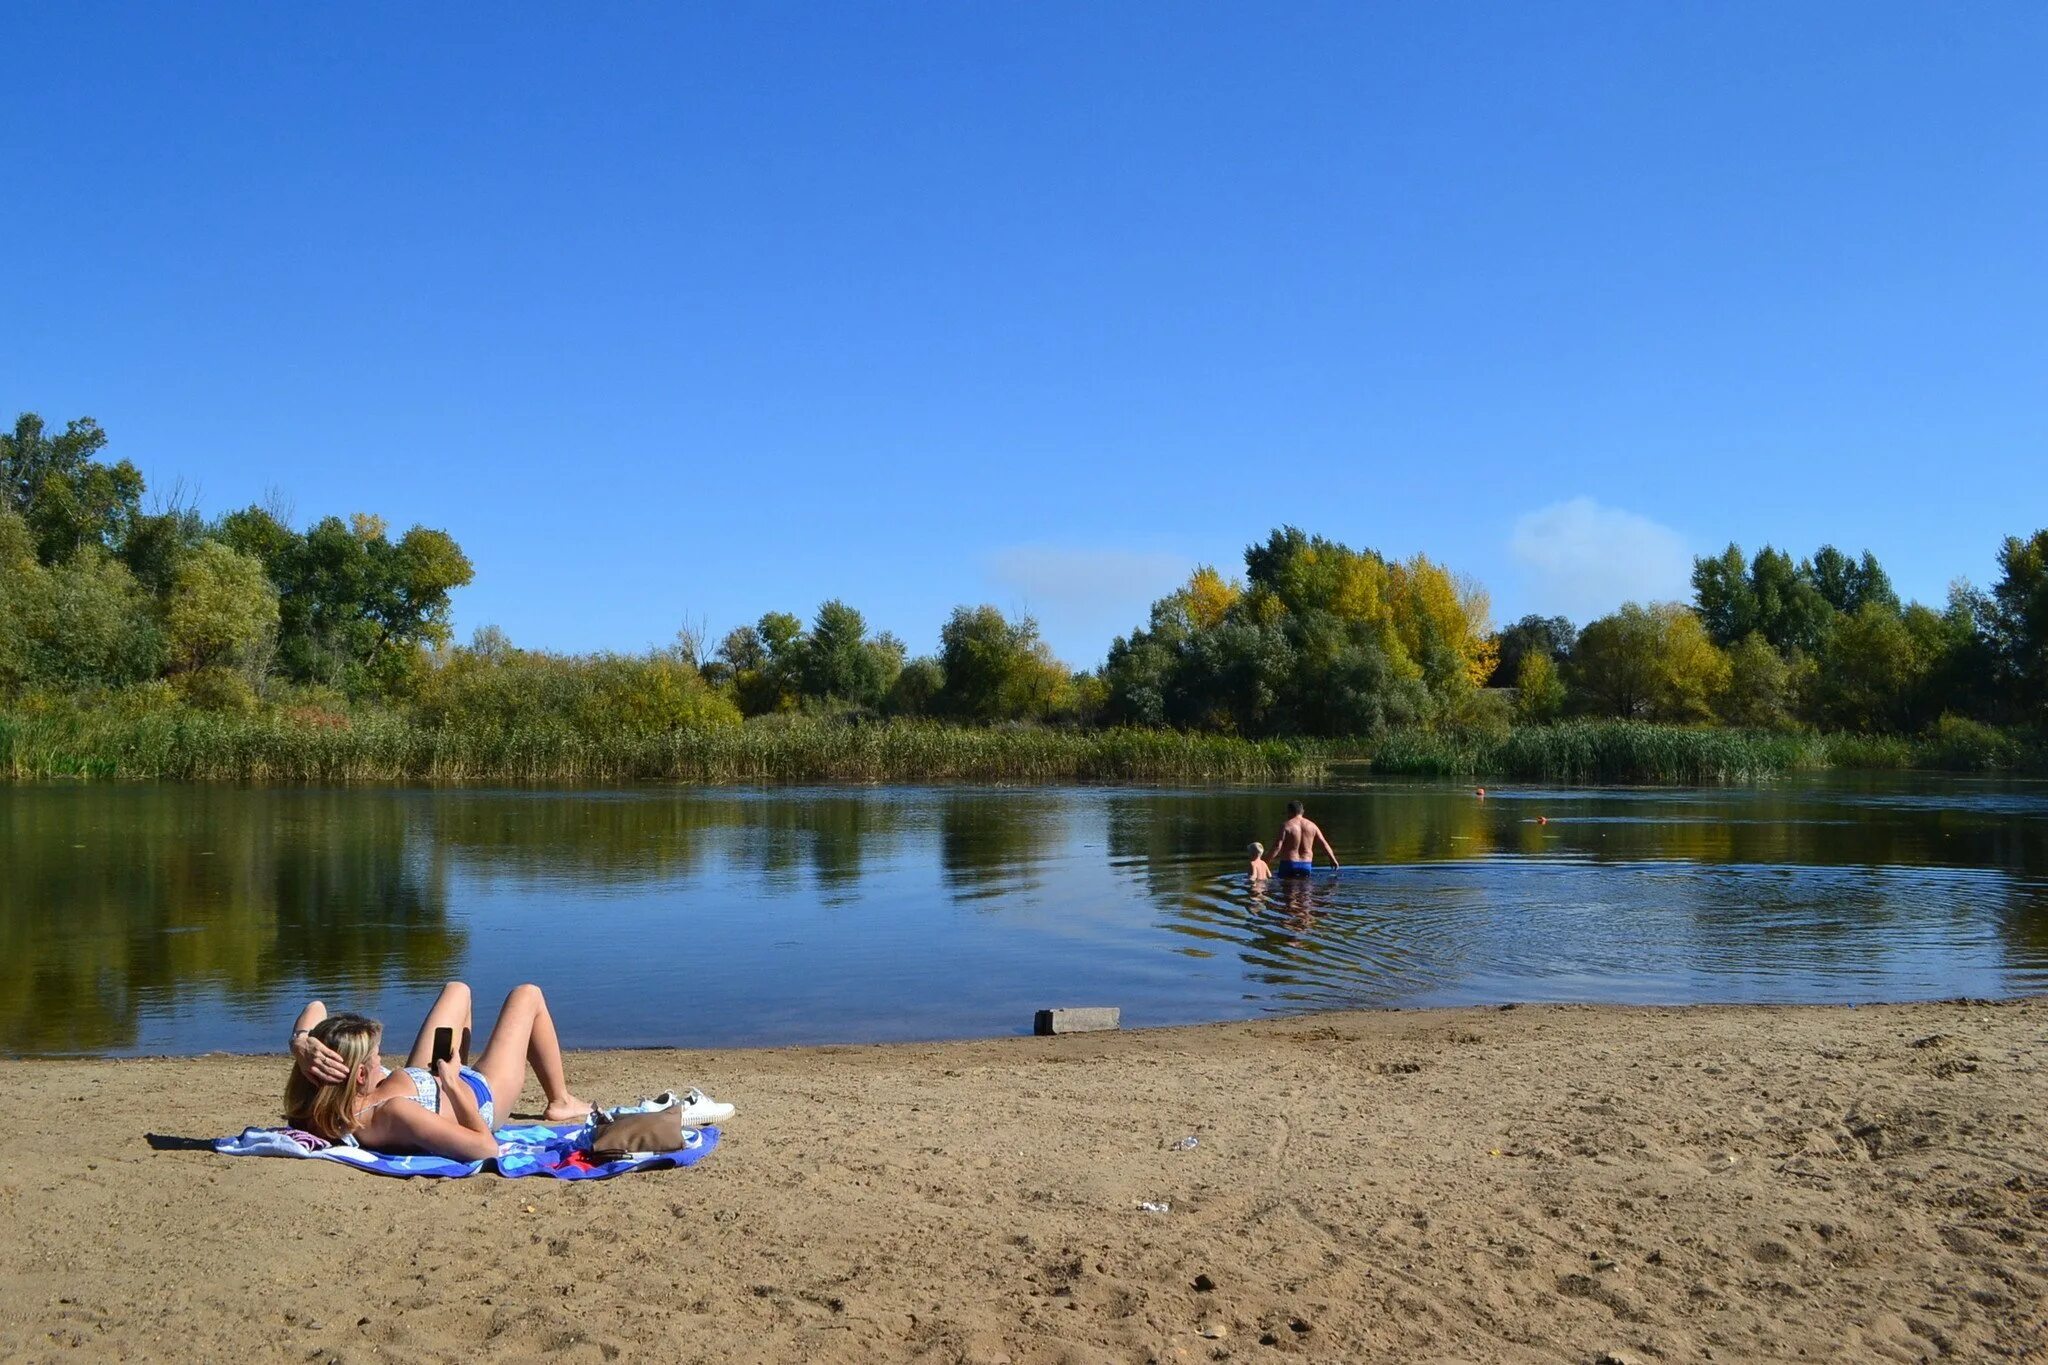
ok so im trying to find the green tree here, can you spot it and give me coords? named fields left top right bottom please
left=1691, top=544, right=1757, bottom=647
left=1715, top=633, right=1792, bottom=729
left=1062, top=670, right=1110, bottom=725
left=1271, top=611, right=1426, bottom=735
left=1657, top=607, right=1731, bottom=721
left=1912, top=586, right=1997, bottom=723
left=8, top=549, right=165, bottom=688
left=1242, top=527, right=1494, bottom=689
left=797, top=600, right=903, bottom=709
left=1169, top=617, right=1294, bottom=734
left=468, top=623, right=515, bottom=662
left=711, top=623, right=765, bottom=676
left=1694, top=543, right=1843, bottom=653
left=1807, top=601, right=1925, bottom=732
left=1857, top=552, right=1899, bottom=613
left=1748, top=547, right=1833, bottom=655
left=715, top=612, right=807, bottom=715
left=214, top=504, right=299, bottom=566
left=260, top=514, right=474, bottom=692
left=1514, top=649, right=1565, bottom=722
left=120, top=505, right=208, bottom=597
left=0, top=414, right=145, bottom=564
left=1571, top=606, right=1664, bottom=718
left=1102, top=594, right=1192, bottom=728
left=937, top=605, right=1069, bottom=722
left=1572, top=603, right=1727, bottom=722
left=1490, top=614, right=1577, bottom=688
left=0, top=509, right=37, bottom=691
left=1986, top=528, right=2048, bottom=725
left=884, top=656, right=945, bottom=718
left=165, top=542, right=280, bottom=676
left=1106, top=531, right=1488, bottom=736
left=756, top=610, right=804, bottom=661
left=1810, top=545, right=1898, bottom=615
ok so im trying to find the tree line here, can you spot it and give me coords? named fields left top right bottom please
left=1489, top=538, right=2044, bottom=737
left=0, top=411, right=1092, bottom=735
left=5, top=411, right=2046, bottom=743
left=2, top=415, right=471, bottom=709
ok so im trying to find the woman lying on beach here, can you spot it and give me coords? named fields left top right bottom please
left=284, top=982, right=590, bottom=1160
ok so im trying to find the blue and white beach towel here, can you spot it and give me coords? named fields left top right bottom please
left=215, top=1120, right=719, bottom=1179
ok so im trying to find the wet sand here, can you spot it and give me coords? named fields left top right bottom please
left=2, top=999, right=2043, bottom=1363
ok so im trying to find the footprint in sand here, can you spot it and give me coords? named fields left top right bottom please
left=1267, top=1114, right=1292, bottom=1161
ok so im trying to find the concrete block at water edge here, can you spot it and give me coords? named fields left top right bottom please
left=1034, top=1007, right=1120, bottom=1036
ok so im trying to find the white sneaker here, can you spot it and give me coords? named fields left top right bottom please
left=592, top=1091, right=675, bottom=1123
left=678, top=1089, right=735, bottom=1127
left=594, top=1088, right=733, bottom=1126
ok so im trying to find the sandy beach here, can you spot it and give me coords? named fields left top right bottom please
left=2, top=998, right=2043, bottom=1364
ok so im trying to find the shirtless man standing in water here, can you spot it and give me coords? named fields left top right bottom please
left=1270, top=799, right=1340, bottom=877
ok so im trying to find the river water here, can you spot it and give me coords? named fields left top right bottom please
left=4, top=777, right=2045, bottom=1056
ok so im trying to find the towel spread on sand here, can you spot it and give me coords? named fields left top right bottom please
left=213, top=1121, right=719, bottom=1179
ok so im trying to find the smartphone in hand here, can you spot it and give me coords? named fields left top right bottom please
left=432, top=1026, right=455, bottom=1066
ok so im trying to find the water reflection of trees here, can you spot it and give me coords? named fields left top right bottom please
left=10, top=780, right=2048, bottom=1054
left=0, top=789, right=460, bottom=1053
left=939, top=792, right=1065, bottom=902
left=434, top=787, right=1069, bottom=904
left=1997, top=895, right=2048, bottom=981
left=399, top=786, right=1075, bottom=903
left=428, top=791, right=919, bottom=889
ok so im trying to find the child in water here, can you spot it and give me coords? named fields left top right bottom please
left=1247, top=841, right=1271, bottom=881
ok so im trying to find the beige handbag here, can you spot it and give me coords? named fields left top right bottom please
left=588, top=1108, right=684, bottom=1159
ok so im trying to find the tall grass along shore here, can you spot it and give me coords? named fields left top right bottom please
left=0, top=712, right=1315, bottom=785
left=1358, top=717, right=2039, bottom=783
left=2, top=710, right=2038, bottom=786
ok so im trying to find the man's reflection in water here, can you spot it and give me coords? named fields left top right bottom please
left=1248, top=870, right=1324, bottom=944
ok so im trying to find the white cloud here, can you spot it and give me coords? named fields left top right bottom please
left=1508, top=497, right=1692, bottom=622
left=983, top=545, right=1194, bottom=663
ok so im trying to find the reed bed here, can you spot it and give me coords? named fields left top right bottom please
left=1365, top=722, right=1826, bottom=783
left=1364, top=720, right=2038, bottom=782
left=0, top=712, right=1317, bottom=786
left=1, top=711, right=2034, bottom=786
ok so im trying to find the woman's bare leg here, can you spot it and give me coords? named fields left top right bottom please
left=402, top=982, right=474, bottom=1069
left=477, top=984, right=588, bottom=1121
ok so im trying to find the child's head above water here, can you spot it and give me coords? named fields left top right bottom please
left=1247, top=842, right=1264, bottom=860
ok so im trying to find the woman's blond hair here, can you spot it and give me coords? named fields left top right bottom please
left=283, top=1013, right=382, bottom=1141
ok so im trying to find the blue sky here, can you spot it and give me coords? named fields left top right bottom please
left=5, top=4, right=2044, bottom=665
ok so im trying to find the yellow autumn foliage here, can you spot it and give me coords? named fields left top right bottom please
left=1308, top=550, right=1494, bottom=691
left=1182, top=565, right=1242, bottom=630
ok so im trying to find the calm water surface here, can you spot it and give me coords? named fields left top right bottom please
left=5, top=777, right=2047, bottom=1056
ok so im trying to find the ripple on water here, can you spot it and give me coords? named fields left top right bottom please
left=1167, top=857, right=2044, bottom=1011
